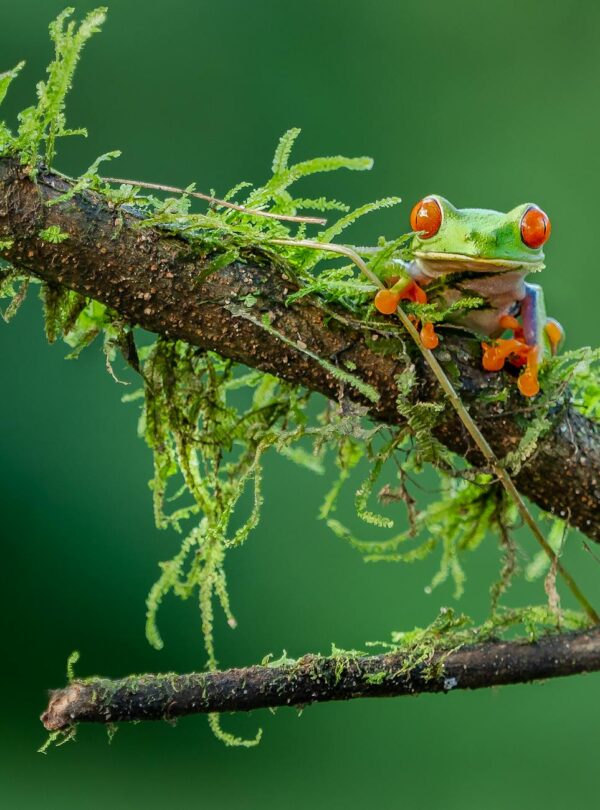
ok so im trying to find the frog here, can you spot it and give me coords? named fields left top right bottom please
left=373, top=195, right=563, bottom=397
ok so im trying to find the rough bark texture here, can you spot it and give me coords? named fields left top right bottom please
left=41, top=626, right=600, bottom=730
left=0, top=157, right=599, bottom=539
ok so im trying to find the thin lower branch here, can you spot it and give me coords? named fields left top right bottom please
left=0, top=157, right=599, bottom=539
left=41, top=627, right=600, bottom=730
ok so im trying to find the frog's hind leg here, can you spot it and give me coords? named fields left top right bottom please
left=481, top=284, right=553, bottom=397
left=520, top=283, right=546, bottom=359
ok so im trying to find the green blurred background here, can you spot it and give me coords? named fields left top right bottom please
left=1, top=1, right=599, bottom=807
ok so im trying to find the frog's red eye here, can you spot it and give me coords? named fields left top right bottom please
left=520, top=206, right=551, bottom=249
left=410, top=197, right=442, bottom=239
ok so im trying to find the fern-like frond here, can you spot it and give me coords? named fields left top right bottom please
left=244, top=130, right=373, bottom=210
left=0, top=62, right=24, bottom=107
left=271, top=127, right=301, bottom=175
left=318, top=197, right=402, bottom=245
left=15, top=7, right=107, bottom=164
left=0, top=62, right=25, bottom=153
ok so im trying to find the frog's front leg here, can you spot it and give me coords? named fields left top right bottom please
left=482, top=283, right=564, bottom=397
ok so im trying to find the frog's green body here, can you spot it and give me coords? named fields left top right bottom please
left=374, top=195, right=562, bottom=396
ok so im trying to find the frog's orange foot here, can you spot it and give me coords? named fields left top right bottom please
left=375, top=281, right=438, bottom=349
left=482, top=337, right=528, bottom=371
left=482, top=337, right=540, bottom=396
left=374, top=280, right=428, bottom=313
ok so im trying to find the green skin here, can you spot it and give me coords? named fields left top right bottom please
left=384, top=195, right=562, bottom=362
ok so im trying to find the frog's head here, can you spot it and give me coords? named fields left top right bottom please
left=409, top=195, right=551, bottom=273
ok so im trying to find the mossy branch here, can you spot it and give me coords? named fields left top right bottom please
left=41, top=625, right=600, bottom=731
left=0, top=156, right=598, bottom=541
left=3, top=9, right=598, bottom=749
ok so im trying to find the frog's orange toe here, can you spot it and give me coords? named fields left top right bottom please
left=499, top=313, right=525, bottom=341
left=482, top=344, right=505, bottom=371
left=545, top=319, right=564, bottom=355
left=518, top=371, right=540, bottom=397
left=420, top=322, right=439, bottom=349
left=374, top=289, right=401, bottom=315
left=518, top=348, right=541, bottom=397
left=499, top=314, right=521, bottom=332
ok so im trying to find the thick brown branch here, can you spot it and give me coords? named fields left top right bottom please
left=0, top=157, right=599, bottom=539
left=42, top=627, right=600, bottom=730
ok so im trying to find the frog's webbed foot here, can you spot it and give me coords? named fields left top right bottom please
left=374, top=280, right=439, bottom=349
left=481, top=338, right=540, bottom=397
left=481, top=314, right=541, bottom=397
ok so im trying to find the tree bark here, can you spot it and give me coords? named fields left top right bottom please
left=41, top=626, right=600, bottom=730
left=0, top=157, right=598, bottom=539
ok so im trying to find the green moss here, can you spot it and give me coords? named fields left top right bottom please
left=11, top=8, right=107, bottom=166
left=66, top=650, right=80, bottom=682
left=3, top=8, right=599, bottom=749
left=368, top=604, right=590, bottom=681
left=38, top=225, right=70, bottom=243
left=364, top=672, right=386, bottom=685
left=38, top=726, right=77, bottom=754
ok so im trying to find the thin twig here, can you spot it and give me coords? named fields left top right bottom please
left=101, top=177, right=327, bottom=225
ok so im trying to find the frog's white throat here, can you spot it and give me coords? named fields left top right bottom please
left=412, top=251, right=544, bottom=277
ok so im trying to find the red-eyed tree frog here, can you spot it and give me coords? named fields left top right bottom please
left=374, top=195, right=563, bottom=397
